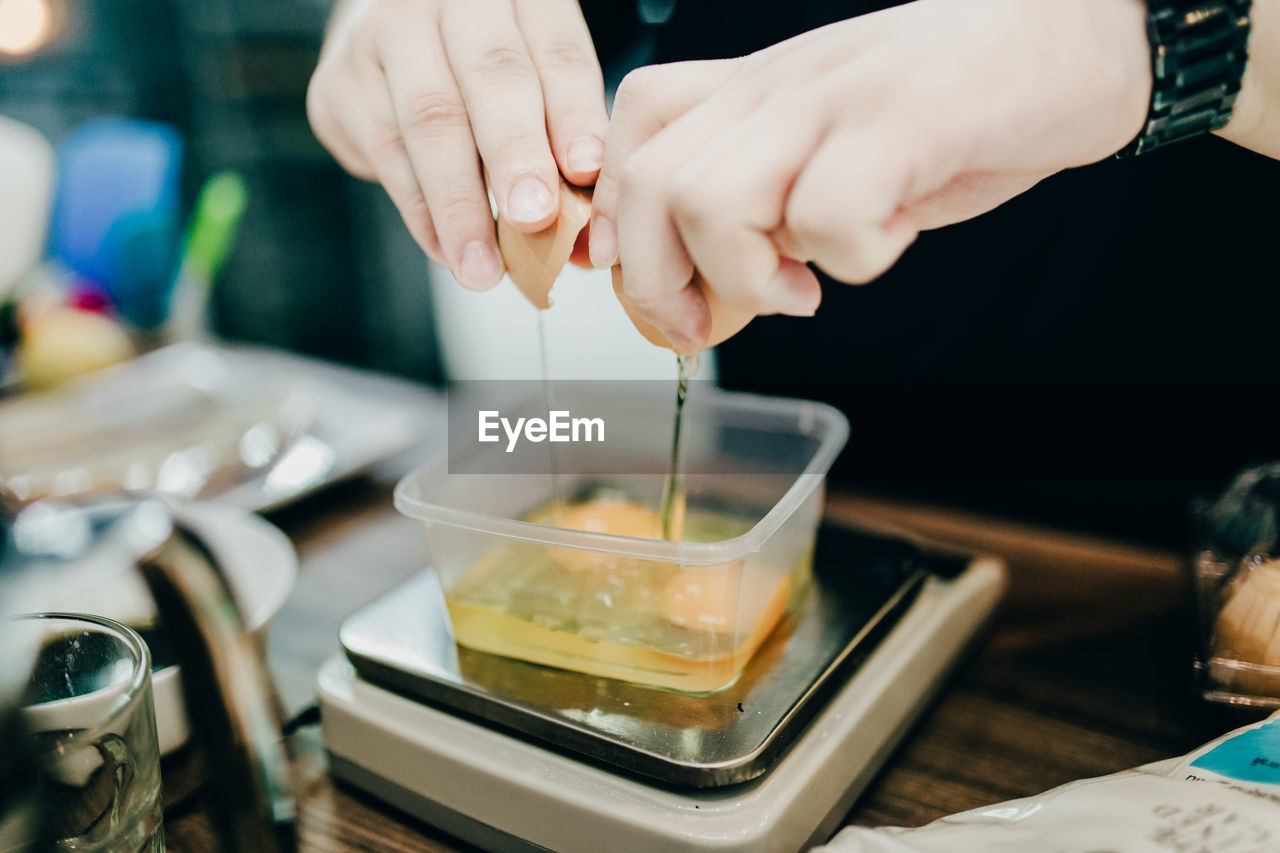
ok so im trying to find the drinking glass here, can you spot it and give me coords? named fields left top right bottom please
left=14, top=613, right=164, bottom=852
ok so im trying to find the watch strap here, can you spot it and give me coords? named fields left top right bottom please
left=1117, top=0, right=1252, bottom=157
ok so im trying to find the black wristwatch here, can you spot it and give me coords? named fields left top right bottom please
left=1117, top=0, right=1253, bottom=157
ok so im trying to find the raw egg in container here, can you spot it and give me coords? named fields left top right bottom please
left=395, top=388, right=846, bottom=692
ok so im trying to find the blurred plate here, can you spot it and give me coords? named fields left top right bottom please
left=201, top=344, right=446, bottom=513
left=0, top=342, right=446, bottom=514
left=21, top=498, right=297, bottom=755
left=0, top=343, right=317, bottom=504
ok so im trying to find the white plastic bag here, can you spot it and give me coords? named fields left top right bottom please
left=818, top=712, right=1280, bottom=853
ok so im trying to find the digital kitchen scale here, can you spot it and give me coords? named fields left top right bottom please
left=318, top=521, right=1005, bottom=853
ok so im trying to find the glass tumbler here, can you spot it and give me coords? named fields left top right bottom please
left=14, top=613, right=164, bottom=852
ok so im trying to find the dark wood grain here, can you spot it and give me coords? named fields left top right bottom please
left=162, top=476, right=1269, bottom=851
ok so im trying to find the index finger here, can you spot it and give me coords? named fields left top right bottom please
left=441, top=0, right=560, bottom=233
left=514, top=0, right=609, bottom=187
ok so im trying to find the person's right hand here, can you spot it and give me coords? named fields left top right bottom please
left=589, top=0, right=1150, bottom=353
left=306, top=0, right=608, bottom=290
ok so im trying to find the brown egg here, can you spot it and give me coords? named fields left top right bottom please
left=497, top=180, right=593, bottom=310
left=611, top=266, right=755, bottom=355
left=548, top=495, right=663, bottom=573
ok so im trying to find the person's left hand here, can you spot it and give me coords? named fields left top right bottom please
left=589, top=0, right=1153, bottom=353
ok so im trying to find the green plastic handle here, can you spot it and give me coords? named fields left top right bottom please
left=181, top=171, right=248, bottom=284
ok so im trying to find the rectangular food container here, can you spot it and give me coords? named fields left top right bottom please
left=395, top=386, right=849, bottom=693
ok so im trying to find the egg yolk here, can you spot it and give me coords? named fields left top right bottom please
left=546, top=497, right=774, bottom=639
left=660, top=566, right=738, bottom=632
left=548, top=496, right=662, bottom=573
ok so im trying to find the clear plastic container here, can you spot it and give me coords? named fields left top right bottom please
left=395, top=387, right=849, bottom=693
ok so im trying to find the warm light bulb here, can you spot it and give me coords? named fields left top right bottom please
left=0, top=0, right=50, bottom=57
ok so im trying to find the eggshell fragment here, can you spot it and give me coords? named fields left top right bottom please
left=611, top=265, right=755, bottom=355
left=498, top=180, right=593, bottom=310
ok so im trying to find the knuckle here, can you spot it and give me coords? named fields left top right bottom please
left=824, top=240, right=891, bottom=285
left=408, top=211, right=435, bottom=246
left=304, top=74, right=325, bottom=119
left=411, top=220, right=444, bottom=260
left=434, top=187, right=491, bottom=232
left=558, top=106, right=607, bottom=138
left=338, top=151, right=376, bottom=182
left=402, top=91, right=469, bottom=138
left=306, top=105, right=331, bottom=144
left=833, top=262, right=880, bottom=286
left=372, top=122, right=407, bottom=157
left=490, top=136, right=552, bottom=176
left=613, top=66, right=659, bottom=112
left=716, top=264, right=771, bottom=310
left=623, top=284, right=662, bottom=316
left=737, top=51, right=770, bottom=80
left=617, top=153, right=657, bottom=201
left=305, top=72, right=336, bottom=133
left=744, top=272, right=778, bottom=305
left=784, top=201, right=833, bottom=253
left=472, top=45, right=536, bottom=84
left=392, top=181, right=432, bottom=229
left=666, top=171, right=712, bottom=229
left=536, top=40, right=596, bottom=72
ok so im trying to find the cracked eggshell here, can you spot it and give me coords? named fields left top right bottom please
left=497, top=180, right=594, bottom=310
left=612, top=266, right=755, bottom=355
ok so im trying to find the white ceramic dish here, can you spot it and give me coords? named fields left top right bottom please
left=20, top=499, right=297, bottom=754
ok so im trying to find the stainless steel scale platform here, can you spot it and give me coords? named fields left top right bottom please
left=319, top=522, right=1005, bottom=853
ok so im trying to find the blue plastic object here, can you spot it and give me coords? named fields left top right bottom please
left=47, top=118, right=183, bottom=327
left=104, top=208, right=180, bottom=328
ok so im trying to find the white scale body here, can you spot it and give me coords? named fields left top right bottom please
left=319, top=529, right=1004, bottom=853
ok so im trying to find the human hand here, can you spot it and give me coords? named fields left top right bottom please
left=590, top=0, right=1153, bottom=353
left=307, top=0, right=608, bottom=290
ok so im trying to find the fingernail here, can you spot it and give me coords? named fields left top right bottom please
left=566, top=136, right=604, bottom=174
left=770, top=270, right=819, bottom=317
left=589, top=215, right=618, bottom=269
left=507, top=177, right=555, bottom=225
left=458, top=241, right=503, bottom=290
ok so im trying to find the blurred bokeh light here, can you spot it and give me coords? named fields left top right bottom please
left=0, top=0, right=52, bottom=57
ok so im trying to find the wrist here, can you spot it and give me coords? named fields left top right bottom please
left=1217, top=0, right=1270, bottom=153
left=1082, top=0, right=1155, bottom=158
left=1017, top=0, right=1153, bottom=165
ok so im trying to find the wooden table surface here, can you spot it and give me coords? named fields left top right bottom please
left=163, top=470, right=1267, bottom=852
